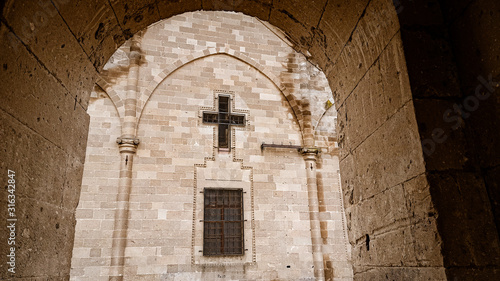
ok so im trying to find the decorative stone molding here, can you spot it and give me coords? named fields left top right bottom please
left=116, top=137, right=140, bottom=153
left=299, top=147, right=320, bottom=156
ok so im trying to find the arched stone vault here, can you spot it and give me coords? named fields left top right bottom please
left=1, top=0, right=500, bottom=280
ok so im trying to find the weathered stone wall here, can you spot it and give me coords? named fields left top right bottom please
left=446, top=7, right=500, bottom=279
left=0, top=1, right=93, bottom=279
left=2, top=0, right=499, bottom=280
left=69, top=88, right=121, bottom=279
left=324, top=0, right=446, bottom=279
left=70, top=12, right=351, bottom=281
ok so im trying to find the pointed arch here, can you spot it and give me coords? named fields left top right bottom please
left=95, top=77, right=126, bottom=123
left=136, top=46, right=304, bottom=134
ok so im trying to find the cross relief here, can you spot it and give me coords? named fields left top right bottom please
left=202, top=95, right=246, bottom=151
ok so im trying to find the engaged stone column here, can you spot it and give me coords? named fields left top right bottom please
left=109, top=32, right=143, bottom=281
left=122, top=33, right=142, bottom=137
left=301, top=147, right=325, bottom=281
left=109, top=137, right=140, bottom=281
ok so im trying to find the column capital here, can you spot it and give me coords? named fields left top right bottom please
left=116, top=137, right=140, bottom=153
left=300, top=147, right=320, bottom=156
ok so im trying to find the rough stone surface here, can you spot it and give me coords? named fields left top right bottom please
left=109, top=0, right=161, bottom=36
left=398, top=1, right=500, bottom=279
left=428, top=172, right=500, bottom=267
left=0, top=109, right=81, bottom=279
left=413, top=98, right=469, bottom=171
left=309, top=0, right=370, bottom=71
left=268, top=0, right=327, bottom=52
left=50, top=0, right=125, bottom=70
left=0, top=25, right=90, bottom=161
left=233, top=0, right=273, bottom=21
left=0, top=0, right=498, bottom=280
left=329, top=0, right=400, bottom=109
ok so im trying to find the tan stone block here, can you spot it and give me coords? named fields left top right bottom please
left=309, top=0, right=370, bottom=70
left=349, top=184, right=407, bottom=241
left=2, top=1, right=97, bottom=108
left=352, top=102, right=426, bottom=200
left=9, top=198, right=76, bottom=278
left=109, top=0, right=160, bottom=36
left=352, top=225, right=417, bottom=267
left=0, top=28, right=90, bottom=160
left=353, top=266, right=446, bottom=281
left=330, top=0, right=400, bottom=107
left=268, top=0, right=327, bottom=50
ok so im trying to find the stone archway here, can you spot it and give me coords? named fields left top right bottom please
left=71, top=11, right=351, bottom=280
left=2, top=1, right=499, bottom=280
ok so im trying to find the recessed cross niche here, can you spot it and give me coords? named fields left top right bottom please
left=203, top=95, right=246, bottom=151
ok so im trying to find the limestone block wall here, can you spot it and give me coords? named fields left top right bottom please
left=332, top=0, right=447, bottom=275
left=70, top=11, right=351, bottom=281
left=70, top=89, right=122, bottom=278
left=3, top=0, right=500, bottom=280
left=97, top=11, right=335, bottom=139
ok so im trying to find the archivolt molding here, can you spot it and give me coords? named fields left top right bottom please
left=136, top=46, right=305, bottom=134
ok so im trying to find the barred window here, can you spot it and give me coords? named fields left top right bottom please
left=203, top=188, right=244, bottom=256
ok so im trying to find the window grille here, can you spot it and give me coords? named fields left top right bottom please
left=203, top=188, right=244, bottom=256
left=202, top=95, right=245, bottom=150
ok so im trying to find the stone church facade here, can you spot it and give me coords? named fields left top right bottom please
left=2, top=1, right=500, bottom=280
left=70, top=12, right=352, bottom=281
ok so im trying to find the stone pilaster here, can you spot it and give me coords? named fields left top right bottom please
left=301, top=147, right=325, bottom=280
left=109, top=32, right=143, bottom=281
left=109, top=137, right=140, bottom=281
